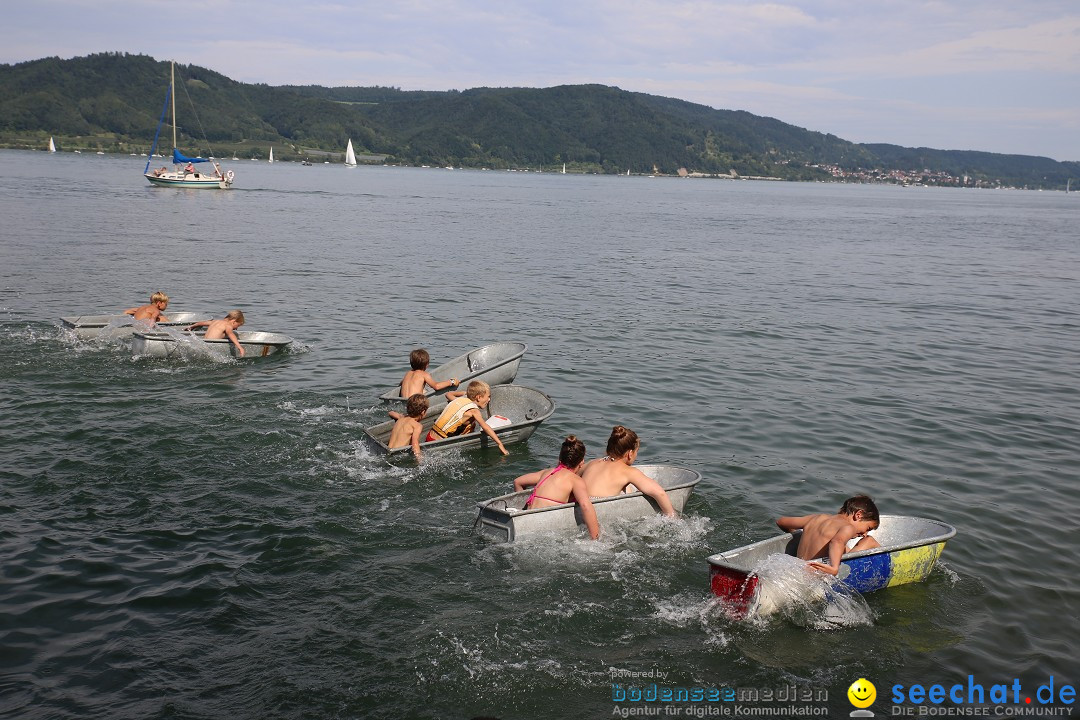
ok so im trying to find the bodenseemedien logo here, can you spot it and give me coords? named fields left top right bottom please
left=848, top=677, right=877, bottom=717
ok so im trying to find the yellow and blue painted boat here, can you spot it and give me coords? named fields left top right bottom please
left=707, top=515, right=956, bottom=617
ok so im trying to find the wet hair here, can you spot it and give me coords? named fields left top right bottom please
left=840, top=495, right=880, bottom=526
left=225, top=310, right=245, bottom=324
left=405, top=393, right=429, bottom=419
left=558, top=435, right=587, bottom=468
left=466, top=380, right=490, bottom=401
left=150, top=291, right=169, bottom=305
left=409, top=348, right=430, bottom=370
left=605, top=425, right=640, bottom=458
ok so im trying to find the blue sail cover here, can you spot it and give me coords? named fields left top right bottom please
left=172, top=149, right=212, bottom=164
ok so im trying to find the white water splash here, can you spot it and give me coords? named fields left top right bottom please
left=745, top=553, right=874, bottom=629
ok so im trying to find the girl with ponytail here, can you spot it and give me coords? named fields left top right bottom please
left=513, top=435, right=600, bottom=539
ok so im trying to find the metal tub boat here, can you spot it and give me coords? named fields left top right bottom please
left=60, top=312, right=211, bottom=340
left=707, top=515, right=956, bottom=617
left=475, top=464, right=701, bottom=542
left=131, top=330, right=293, bottom=359
left=378, top=342, right=527, bottom=410
left=365, top=384, right=553, bottom=456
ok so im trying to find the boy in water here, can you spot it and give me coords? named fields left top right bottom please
left=185, top=310, right=246, bottom=357
left=387, top=394, right=429, bottom=461
left=426, top=380, right=508, bottom=455
left=776, top=495, right=881, bottom=576
left=124, top=291, right=170, bottom=324
left=399, top=349, right=458, bottom=398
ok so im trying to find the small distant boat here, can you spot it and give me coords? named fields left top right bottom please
left=268, top=147, right=274, bottom=163
left=302, top=159, right=312, bottom=166
left=48, top=137, right=56, bottom=153
left=364, top=384, right=553, bottom=456
left=378, top=342, right=527, bottom=411
left=60, top=312, right=211, bottom=340
left=143, top=61, right=234, bottom=189
left=707, top=515, right=957, bottom=618
left=344, top=139, right=357, bottom=167
left=562, top=163, right=566, bottom=174
left=131, top=330, right=293, bottom=359
left=475, top=465, right=702, bottom=542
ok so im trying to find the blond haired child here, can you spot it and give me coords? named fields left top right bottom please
left=399, top=348, right=458, bottom=398
left=185, top=310, right=246, bottom=357
left=426, top=380, right=508, bottom=455
left=124, top=291, right=170, bottom=323
left=387, top=394, right=430, bottom=461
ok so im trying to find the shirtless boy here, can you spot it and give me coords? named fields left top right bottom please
left=400, top=349, right=458, bottom=398
left=387, top=394, right=429, bottom=462
left=776, top=495, right=881, bottom=576
left=185, top=310, right=246, bottom=357
left=124, top=292, right=169, bottom=323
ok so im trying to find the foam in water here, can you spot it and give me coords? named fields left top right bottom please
left=744, top=553, right=874, bottom=629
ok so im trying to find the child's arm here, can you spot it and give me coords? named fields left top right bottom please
left=410, top=424, right=423, bottom=462
left=424, top=372, right=459, bottom=392
left=185, top=320, right=211, bottom=331
left=809, top=529, right=858, bottom=576
left=471, top=411, right=508, bottom=455
left=777, top=515, right=812, bottom=533
left=122, top=306, right=139, bottom=316
left=387, top=410, right=405, bottom=420
left=570, top=476, right=600, bottom=540
left=225, top=328, right=245, bottom=357
left=444, top=391, right=465, bottom=401
left=628, top=468, right=676, bottom=516
left=513, top=470, right=544, bottom=492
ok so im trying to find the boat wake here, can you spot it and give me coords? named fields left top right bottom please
left=742, top=553, right=874, bottom=629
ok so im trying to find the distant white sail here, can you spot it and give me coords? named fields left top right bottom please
left=562, top=163, right=566, bottom=174
left=269, top=147, right=274, bottom=163
left=49, top=137, right=56, bottom=153
left=345, top=139, right=357, bottom=167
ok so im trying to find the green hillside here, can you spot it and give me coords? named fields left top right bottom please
left=1, top=52, right=1076, bottom=187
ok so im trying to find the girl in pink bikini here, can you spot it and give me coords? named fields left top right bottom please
left=512, top=435, right=600, bottom=540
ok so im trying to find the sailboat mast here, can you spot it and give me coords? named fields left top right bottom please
left=170, top=61, right=177, bottom=152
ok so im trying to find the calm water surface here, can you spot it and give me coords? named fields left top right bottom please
left=1, top=150, right=1078, bottom=719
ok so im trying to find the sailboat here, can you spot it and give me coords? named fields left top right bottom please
left=562, top=163, right=566, bottom=174
left=344, top=139, right=357, bottom=167
left=268, top=147, right=274, bottom=164
left=144, top=61, right=233, bottom=189
left=48, top=137, right=56, bottom=153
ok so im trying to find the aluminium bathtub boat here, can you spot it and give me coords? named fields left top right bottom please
left=131, top=330, right=293, bottom=359
left=474, top=464, right=702, bottom=542
left=378, top=342, right=527, bottom=410
left=60, top=312, right=211, bottom=340
left=364, top=384, right=553, bottom=456
left=707, top=515, right=956, bottom=618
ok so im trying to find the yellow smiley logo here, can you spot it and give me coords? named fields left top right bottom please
left=848, top=678, right=876, bottom=709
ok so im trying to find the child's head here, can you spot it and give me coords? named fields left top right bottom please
left=840, top=495, right=880, bottom=532
left=466, top=380, right=491, bottom=405
left=409, top=349, right=430, bottom=370
left=225, top=310, right=245, bottom=326
left=559, top=435, right=587, bottom=470
left=405, top=393, right=429, bottom=419
left=150, top=291, right=169, bottom=308
left=606, top=425, right=640, bottom=460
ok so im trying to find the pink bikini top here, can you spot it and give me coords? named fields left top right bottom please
left=525, top=464, right=571, bottom=508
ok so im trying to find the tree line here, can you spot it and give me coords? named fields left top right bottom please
left=1, top=52, right=1076, bottom=187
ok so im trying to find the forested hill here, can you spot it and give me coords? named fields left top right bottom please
left=1, top=52, right=1076, bottom=187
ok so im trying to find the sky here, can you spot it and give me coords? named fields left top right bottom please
left=3, top=1, right=1078, bottom=161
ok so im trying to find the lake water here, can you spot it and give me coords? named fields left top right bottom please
left=1, top=150, right=1078, bottom=719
